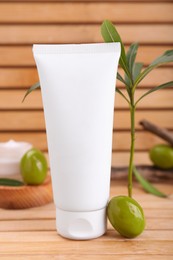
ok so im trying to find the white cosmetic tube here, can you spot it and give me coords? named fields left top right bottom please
left=33, top=43, right=120, bottom=240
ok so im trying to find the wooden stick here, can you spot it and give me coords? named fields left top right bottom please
left=140, top=119, right=173, bottom=146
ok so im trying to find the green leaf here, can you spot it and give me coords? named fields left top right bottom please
left=152, top=49, right=173, bottom=66
left=116, top=88, right=130, bottom=104
left=22, top=82, right=40, bottom=102
left=117, top=72, right=131, bottom=97
left=133, top=166, right=167, bottom=198
left=134, top=49, right=173, bottom=87
left=0, top=178, right=25, bottom=186
left=135, top=81, right=173, bottom=106
left=101, top=20, right=130, bottom=78
left=124, top=72, right=131, bottom=89
left=133, top=62, right=143, bottom=82
left=126, top=43, right=139, bottom=80
left=117, top=72, right=128, bottom=85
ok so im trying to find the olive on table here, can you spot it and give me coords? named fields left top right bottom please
left=107, top=195, right=145, bottom=238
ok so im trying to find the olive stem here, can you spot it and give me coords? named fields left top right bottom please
left=128, top=94, right=135, bottom=198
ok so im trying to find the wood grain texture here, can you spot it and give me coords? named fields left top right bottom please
left=112, top=152, right=150, bottom=166
left=0, top=230, right=173, bottom=242
left=0, top=110, right=172, bottom=131
left=0, top=198, right=172, bottom=227
left=0, top=241, right=172, bottom=255
left=0, top=131, right=171, bottom=151
left=0, top=180, right=172, bottom=258
left=1, top=207, right=173, bottom=220
left=1, top=89, right=173, bottom=109
left=3, top=0, right=173, bottom=2
left=0, top=256, right=171, bottom=260
left=0, top=176, right=53, bottom=209
left=0, top=25, right=173, bottom=44
left=0, top=46, right=172, bottom=66
left=0, top=67, right=172, bottom=88
left=0, top=3, right=173, bottom=23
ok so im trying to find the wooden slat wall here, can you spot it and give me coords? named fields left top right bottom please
left=0, top=0, right=173, bottom=167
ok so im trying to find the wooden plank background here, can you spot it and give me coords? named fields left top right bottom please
left=0, top=0, right=173, bottom=167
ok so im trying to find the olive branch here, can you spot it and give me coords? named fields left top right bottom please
left=101, top=20, right=173, bottom=198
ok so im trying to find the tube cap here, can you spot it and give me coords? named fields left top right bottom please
left=56, top=207, right=106, bottom=240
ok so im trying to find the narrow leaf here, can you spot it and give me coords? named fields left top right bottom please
left=117, top=72, right=131, bottom=97
left=133, top=166, right=167, bottom=198
left=101, top=20, right=130, bottom=78
left=117, top=72, right=130, bottom=97
left=117, top=72, right=128, bottom=85
left=135, top=81, right=173, bottom=106
left=134, top=49, right=173, bottom=87
left=133, top=62, right=143, bottom=82
left=22, top=82, right=40, bottom=102
left=124, top=72, right=131, bottom=88
left=151, top=49, right=173, bottom=66
left=126, top=43, right=139, bottom=79
left=0, top=178, right=25, bottom=187
left=116, top=88, right=130, bottom=104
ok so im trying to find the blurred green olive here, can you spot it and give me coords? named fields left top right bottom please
left=150, top=144, right=173, bottom=169
left=107, top=195, right=145, bottom=238
left=20, top=148, right=48, bottom=185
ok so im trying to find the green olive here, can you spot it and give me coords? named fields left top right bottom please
left=107, top=196, right=145, bottom=238
left=20, top=148, right=48, bottom=185
left=150, top=144, right=173, bottom=169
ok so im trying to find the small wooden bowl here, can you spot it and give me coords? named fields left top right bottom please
left=0, top=175, right=53, bottom=209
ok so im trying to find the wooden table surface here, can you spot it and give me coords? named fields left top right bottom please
left=0, top=180, right=173, bottom=259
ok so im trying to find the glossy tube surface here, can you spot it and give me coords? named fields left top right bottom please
left=33, top=43, right=120, bottom=239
